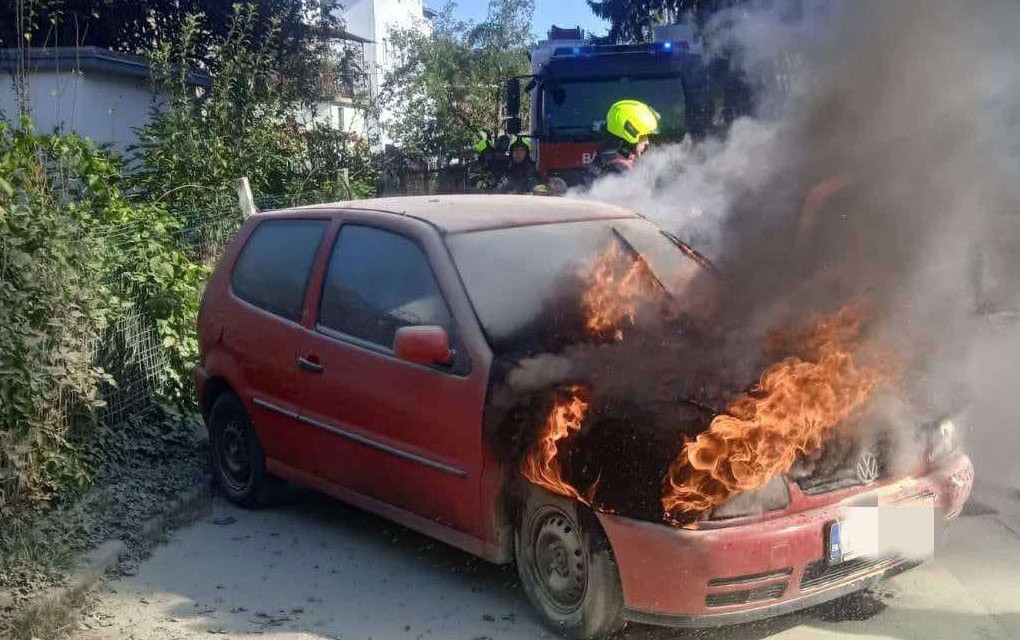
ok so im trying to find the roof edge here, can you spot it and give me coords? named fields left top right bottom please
left=0, top=47, right=212, bottom=88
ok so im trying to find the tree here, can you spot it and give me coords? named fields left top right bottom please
left=132, top=7, right=377, bottom=211
left=587, top=0, right=744, bottom=43
left=379, top=0, right=534, bottom=161
left=0, top=0, right=349, bottom=105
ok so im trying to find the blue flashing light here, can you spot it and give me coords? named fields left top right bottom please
left=662, top=41, right=673, bottom=51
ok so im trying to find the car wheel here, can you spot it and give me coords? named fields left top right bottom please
left=515, top=487, right=625, bottom=639
left=208, top=392, right=280, bottom=508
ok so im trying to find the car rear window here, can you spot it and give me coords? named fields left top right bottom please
left=231, top=219, right=328, bottom=321
left=318, top=225, right=453, bottom=350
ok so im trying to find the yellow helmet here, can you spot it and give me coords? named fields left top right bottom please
left=474, top=136, right=492, bottom=154
left=511, top=135, right=533, bottom=154
left=606, top=100, right=660, bottom=145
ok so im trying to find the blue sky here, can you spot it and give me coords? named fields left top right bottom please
left=446, top=0, right=609, bottom=38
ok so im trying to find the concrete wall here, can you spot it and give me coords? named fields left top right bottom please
left=0, top=70, right=158, bottom=152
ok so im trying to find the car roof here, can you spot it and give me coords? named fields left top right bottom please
left=283, top=194, right=639, bottom=234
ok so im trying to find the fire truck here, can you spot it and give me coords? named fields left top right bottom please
left=504, top=25, right=747, bottom=186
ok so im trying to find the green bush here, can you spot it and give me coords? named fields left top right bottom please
left=0, top=120, right=206, bottom=518
left=0, top=2, right=379, bottom=522
left=0, top=120, right=111, bottom=516
left=132, top=6, right=378, bottom=211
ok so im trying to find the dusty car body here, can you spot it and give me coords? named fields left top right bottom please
left=194, top=195, right=973, bottom=637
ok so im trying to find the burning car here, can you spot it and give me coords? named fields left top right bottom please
left=195, top=194, right=974, bottom=639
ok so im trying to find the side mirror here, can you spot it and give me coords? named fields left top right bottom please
left=506, top=78, right=521, bottom=117
left=394, top=326, right=453, bottom=367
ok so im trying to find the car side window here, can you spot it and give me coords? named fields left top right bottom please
left=231, top=219, right=328, bottom=321
left=318, top=225, right=454, bottom=350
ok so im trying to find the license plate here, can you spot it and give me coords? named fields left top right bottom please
left=827, top=519, right=859, bottom=564
left=827, top=498, right=937, bottom=564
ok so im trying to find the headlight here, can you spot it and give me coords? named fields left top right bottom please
left=928, top=418, right=959, bottom=462
left=711, top=476, right=790, bottom=520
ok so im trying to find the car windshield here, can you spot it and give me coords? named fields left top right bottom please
left=542, top=77, right=686, bottom=141
left=446, top=217, right=703, bottom=354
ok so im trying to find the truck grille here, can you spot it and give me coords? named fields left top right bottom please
left=705, top=582, right=787, bottom=608
left=800, top=556, right=897, bottom=591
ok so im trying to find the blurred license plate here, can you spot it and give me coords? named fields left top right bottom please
left=827, top=519, right=861, bottom=564
left=828, top=497, right=938, bottom=564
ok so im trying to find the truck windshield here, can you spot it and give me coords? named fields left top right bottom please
left=542, top=76, right=686, bottom=141
left=446, top=217, right=704, bottom=355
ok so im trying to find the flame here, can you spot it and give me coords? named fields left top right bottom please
left=662, top=303, right=886, bottom=521
left=520, top=385, right=590, bottom=502
left=580, top=242, right=661, bottom=341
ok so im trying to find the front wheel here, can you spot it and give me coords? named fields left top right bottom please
left=515, top=487, right=625, bottom=639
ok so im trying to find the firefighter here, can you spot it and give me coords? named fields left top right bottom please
left=588, top=99, right=660, bottom=181
left=496, top=136, right=542, bottom=194
left=469, top=135, right=504, bottom=191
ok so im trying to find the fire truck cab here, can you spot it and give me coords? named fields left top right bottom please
left=510, top=25, right=746, bottom=185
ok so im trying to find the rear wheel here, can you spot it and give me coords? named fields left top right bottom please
left=515, top=487, right=625, bottom=639
left=208, top=392, right=281, bottom=508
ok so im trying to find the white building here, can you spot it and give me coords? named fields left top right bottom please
left=341, top=0, right=434, bottom=145
left=297, top=29, right=374, bottom=138
left=0, top=47, right=209, bottom=152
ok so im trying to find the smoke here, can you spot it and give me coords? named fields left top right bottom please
left=575, top=0, right=1020, bottom=437
left=497, top=0, right=1020, bottom=520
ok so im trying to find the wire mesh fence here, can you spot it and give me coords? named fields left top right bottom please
left=82, top=193, right=352, bottom=425
left=88, top=196, right=284, bottom=425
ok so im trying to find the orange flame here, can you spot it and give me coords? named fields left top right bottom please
left=581, top=242, right=661, bottom=341
left=662, top=303, right=886, bottom=521
left=520, top=385, right=590, bottom=502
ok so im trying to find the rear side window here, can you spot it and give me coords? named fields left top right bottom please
left=318, top=225, right=453, bottom=349
left=231, top=219, right=328, bottom=321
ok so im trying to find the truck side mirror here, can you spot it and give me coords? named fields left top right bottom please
left=506, top=78, right=522, bottom=134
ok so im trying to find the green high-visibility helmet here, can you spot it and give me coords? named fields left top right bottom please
left=474, top=136, right=492, bottom=154
left=511, top=135, right=533, bottom=153
left=606, top=99, right=660, bottom=145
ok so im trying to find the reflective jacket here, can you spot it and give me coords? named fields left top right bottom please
left=587, top=144, right=636, bottom=182
left=496, top=160, right=542, bottom=194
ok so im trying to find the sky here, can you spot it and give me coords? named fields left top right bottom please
left=447, top=0, right=610, bottom=39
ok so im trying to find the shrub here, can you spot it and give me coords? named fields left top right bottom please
left=0, top=120, right=206, bottom=518
left=132, top=6, right=378, bottom=211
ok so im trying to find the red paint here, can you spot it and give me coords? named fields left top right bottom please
left=195, top=198, right=974, bottom=627
left=537, top=141, right=600, bottom=175
left=598, top=452, right=973, bottom=617
left=394, top=326, right=453, bottom=367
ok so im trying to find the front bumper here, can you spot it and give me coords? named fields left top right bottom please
left=597, top=453, right=973, bottom=627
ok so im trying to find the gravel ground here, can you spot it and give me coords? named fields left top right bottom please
left=0, top=410, right=207, bottom=630
left=70, top=487, right=1020, bottom=640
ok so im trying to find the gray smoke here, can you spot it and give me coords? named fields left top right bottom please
left=571, top=0, right=1020, bottom=487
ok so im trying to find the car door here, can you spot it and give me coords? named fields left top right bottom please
left=223, top=216, right=332, bottom=470
left=293, top=216, right=490, bottom=538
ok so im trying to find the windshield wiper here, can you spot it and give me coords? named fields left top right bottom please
left=659, top=229, right=721, bottom=276
left=610, top=227, right=673, bottom=301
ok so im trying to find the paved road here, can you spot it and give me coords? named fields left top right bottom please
left=74, top=487, right=1020, bottom=640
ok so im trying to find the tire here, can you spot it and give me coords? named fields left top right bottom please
left=515, top=487, right=626, bottom=639
left=208, top=392, right=281, bottom=508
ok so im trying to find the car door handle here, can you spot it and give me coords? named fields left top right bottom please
left=297, top=356, right=324, bottom=374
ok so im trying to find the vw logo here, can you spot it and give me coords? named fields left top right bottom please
left=855, top=449, right=880, bottom=485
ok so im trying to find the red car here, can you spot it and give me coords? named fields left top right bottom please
left=195, top=195, right=973, bottom=639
